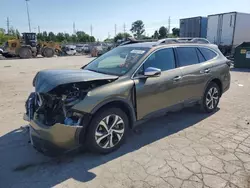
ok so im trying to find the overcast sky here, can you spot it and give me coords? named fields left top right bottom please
left=1, top=0, right=250, bottom=40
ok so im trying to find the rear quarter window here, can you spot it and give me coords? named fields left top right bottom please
left=199, top=48, right=217, bottom=61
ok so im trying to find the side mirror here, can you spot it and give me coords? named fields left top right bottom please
left=144, top=67, right=161, bottom=77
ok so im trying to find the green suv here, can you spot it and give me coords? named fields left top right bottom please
left=24, top=40, right=231, bottom=155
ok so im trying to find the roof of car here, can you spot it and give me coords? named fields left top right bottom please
left=120, top=42, right=158, bottom=48
left=120, top=41, right=218, bottom=50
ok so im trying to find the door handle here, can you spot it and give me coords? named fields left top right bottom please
left=173, top=76, right=182, bottom=81
left=200, top=68, right=211, bottom=74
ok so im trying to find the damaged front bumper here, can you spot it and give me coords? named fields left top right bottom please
left=24, top=113, right=84, bottom=156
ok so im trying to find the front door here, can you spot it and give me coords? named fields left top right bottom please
left=133, top=48, right=183, bottom=120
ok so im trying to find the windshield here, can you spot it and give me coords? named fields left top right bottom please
left=84, top=46, right=149, bottom=76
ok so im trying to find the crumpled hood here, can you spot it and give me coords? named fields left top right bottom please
left=33, top=69, right=118, bottom=93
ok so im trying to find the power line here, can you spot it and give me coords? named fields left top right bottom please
left=25, top=0, right=31, bottom=32
left=7, top=17, right=10, bottom=34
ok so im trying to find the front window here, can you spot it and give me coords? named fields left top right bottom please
left=84, top=46, right=149, bottom=76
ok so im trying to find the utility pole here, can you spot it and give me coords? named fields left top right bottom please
left=90, top=24, right=93, bottom=36
left=25, top=0, right=31, bottom=32
left=123, top=23, right=126, bottom=33
left=114, top=24, right=117, bottom=36
left=108, top=32, right=110, bottom=39
left=38, top=26, right=40, bottom=33
left=168, top=16, right=171, bottom=34
left=7, top=17, right=10, bottom=34
left=73, top=22, right=76, bottom=34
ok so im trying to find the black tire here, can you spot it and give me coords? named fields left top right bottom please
left=86, top=107, right=129, bottom=154
left=43, top=47, right=55, bottom=58
left=19, top=47, right=32, bottom=59
left=201, top=82, right=220, bottom=113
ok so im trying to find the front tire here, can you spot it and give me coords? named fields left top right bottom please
left=86, top=108, right=128, bottom=154
left=201, top=82, right=220, bottom=113
left=19, top=47, right=32, bottom=59
left=43, top=47, right=55, bottom=58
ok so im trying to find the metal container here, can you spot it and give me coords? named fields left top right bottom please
left=234, top=42, right=250, bottom=69
left=207, top=12, right=250, bottom=47
left=180, top=17, right=208, bottom=38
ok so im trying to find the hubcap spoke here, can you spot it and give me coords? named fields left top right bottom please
left=112, top=128, right=124, bottom=134
left=99, top=120, right=109, bottom=132
left=96, top=134, right=109, bottom=144
left=110, top=115, right=119, bottom=129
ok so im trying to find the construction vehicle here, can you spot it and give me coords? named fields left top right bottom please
left=1, top=33, right=61, bottom=58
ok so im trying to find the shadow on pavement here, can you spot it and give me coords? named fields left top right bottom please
left=0, top=107, right=218, bottom=187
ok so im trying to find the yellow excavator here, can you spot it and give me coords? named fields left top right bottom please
left=1, top=33, right=62, bottom=58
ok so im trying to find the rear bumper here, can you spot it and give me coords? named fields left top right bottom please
left=26, top=114, right=84, bottom=156
left=222, top=72, right=231, bottom=94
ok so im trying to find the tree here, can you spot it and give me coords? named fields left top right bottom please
left=8, top=27, right=16, bottom=36
left=153, top=30, right=159, bottom=39
left=56, top=32, right=65, bottom=42
left=71, top=34, right=77, bottom=43
left=114, top=32, right=131, bottom=43
left=89, top=36, right=95, bottom=42
left=158, top=26, right=168, bottom=39
left=172, top=28, right=180, bottom=37
left=15, top=29, right=20, bottom=38
left=104, top=38, right=113, bottom=43
left=130, top=20, right=145, bottom=39
left=48, top=32, right=56, bottom=41
left=0, top=28, right=5, bottom=34
left=42, top=31, right=48, bottom=41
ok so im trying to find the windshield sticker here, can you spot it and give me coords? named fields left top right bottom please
left=130, top=50, right=145, bottom=54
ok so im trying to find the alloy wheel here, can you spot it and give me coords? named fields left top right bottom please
left=206, top=87, right=219, bottom=110
left=95, top=114, right=125, bottom=149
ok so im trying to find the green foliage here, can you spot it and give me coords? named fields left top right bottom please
left=130, top=20, right=145, bottom=39
left=159, top=26, right=168, bottom=39
left=114, top=33, right=131, bottom=42
left=153, top=30, right=159, bottom=39
left=36, top=31, right=95, bottom=43
left=0, top=28, right=18, bottom=45
left=172, top=28, right=180, bottom=37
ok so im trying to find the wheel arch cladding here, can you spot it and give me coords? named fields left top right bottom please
left=91, top=99, right=136, bottom=129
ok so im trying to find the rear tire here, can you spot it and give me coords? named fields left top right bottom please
left=201, top=82, right=220, bottom=113
left=86, top=108, right=129, bottom=154
left=43, top=47, right=54, bottom=58
left=19, top=47, right=32, bottom=59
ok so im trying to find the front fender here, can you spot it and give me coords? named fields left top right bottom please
left=72, top=78, right=135, bottom=114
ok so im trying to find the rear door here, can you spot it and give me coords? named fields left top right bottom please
left=134, top=48, right=183, bottom=120
left=175, top=47, right=205, bottom=102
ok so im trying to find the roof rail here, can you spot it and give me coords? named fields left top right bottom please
left=157, top=38, right=210, bottom=45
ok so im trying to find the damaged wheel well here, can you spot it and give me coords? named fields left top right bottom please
left=92, top=100, right=136, bottom=129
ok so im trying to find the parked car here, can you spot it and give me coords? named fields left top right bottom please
left=24, top=40, right=231, bottom=156
left=62, top=45, right=76, bottom=55
left=75, top=44, right=85, bottom=53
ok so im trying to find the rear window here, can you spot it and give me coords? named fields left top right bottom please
left=199, top=48, right=217, bottom=61
left=177, top=47, right=199, bottom=67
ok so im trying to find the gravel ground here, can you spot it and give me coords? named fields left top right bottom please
left=0, top=56, right=250, bottom=188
